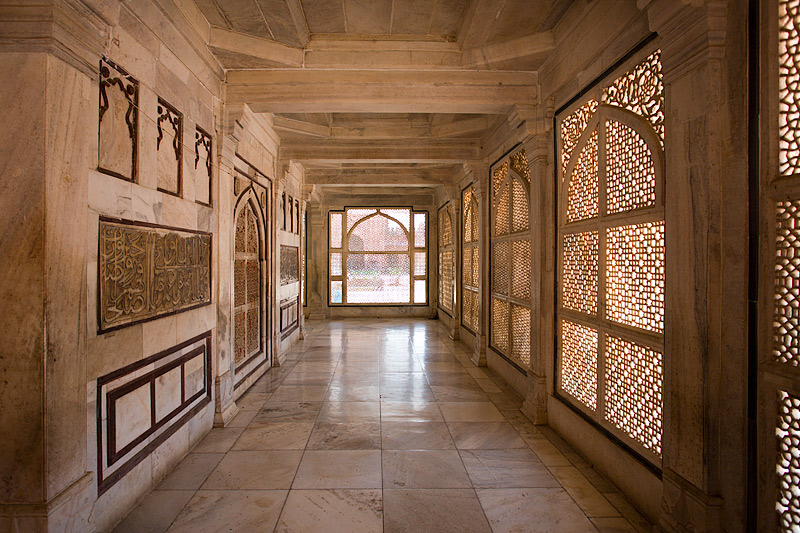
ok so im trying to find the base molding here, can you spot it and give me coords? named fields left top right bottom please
left=0, top=472, right=94, bottom=533
left=213, top=399, right=240, bottom=428
left=659, top=469, right=722, bottom=533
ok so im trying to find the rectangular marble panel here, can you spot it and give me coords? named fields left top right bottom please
left=156, top=98, right=182, bottom=196
left=280, top=245, right=299, bottom=285
left=98, top=218, right=211, bottom=332
left=114, top=383, right=151, bottom=450
left=98, top=58, right=138, bottom=181
left=154, top=366, right=182, bottom=422
left=194, top=126, right=212, bottom=205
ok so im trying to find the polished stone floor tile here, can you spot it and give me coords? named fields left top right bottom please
left=114, top=490, right=193, bottom=533
left=201, top=451, right=302, bottom=490
left=317, top=401, right=380, bottom=423
left=293, top=450, right=382, bottom=489
left=275, top=490, right=383, bottom=533
left=381, top=422, right=454, bottom=449
left=231, top=422, right=314, bottom=450
left=255, top=401, right=322, bottom=422
left=118, top=319, right=650, bottom=532
left=157, top=453, right=224, bottom=490
left=167, top=490, right=287, bottom=533
left=383, top=489, right=492, bottom=533
left=459, top=449, right=560, bottom=488
left=476, top=488, right=598, bottom=532
left=307, top=421, right=381, bottom=450
left=438, top=402, right=505, bottom=422
left=382, top=450, right=472, bottom=488
left=380, top=401, right=444, bottom=422
left=447, top=422, right=528, bottom=449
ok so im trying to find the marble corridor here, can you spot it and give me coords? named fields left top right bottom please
left=114, top=319, right=650, bottom=532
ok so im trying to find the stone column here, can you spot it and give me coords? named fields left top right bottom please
left=298, top=185, right=314, bottom=338
left=0, top=4, right=105, bottom=526
left=517, top=104, right=554, bottom=426
left=306, top=202, right=326, bottom=319
left=471, top=162, right=490, bottom=367
left=645, top=1, right=749, bottom=530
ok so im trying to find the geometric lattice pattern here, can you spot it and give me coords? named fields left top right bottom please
left=777, top=390, right=800, bottom=530
left=560, top=319, right=598, bottom=411
left=440, top=250, right=454, bottom=313
left=605, top=335, right=663, bottom=456
left=463, top=288, right=479, bottom=332
left=606, top=120, right=656, bottom=214
left=511, top=150, right=531, bottom=183
left=567, top=130, right=599, bottom=222
left=776, top=200, right=800, bottom=366
left=463, top=184, right=480, bottom=332
left=463, top=246, right=474, bottom=287
left=234, top=202, right=261, bottom=366
left=602, top=50, right=664, bottom=146
left=781, top=0, right=800, bottom=177
left=493, top=242, right=510, bottom=297
left=561, top=99, right=599, bottom=176
left=494, top=161, right=509, bottom=200
left=492, top=298, right=510, bottom=353
left=562, top=231, right=599, bottom=316
left=511, top=304, right=531, bottom=367
left=330, top=212, right=343, bottom=249
left=512, top=178, right=529, bottom=232
left=511, top=240, right=531, bottom=300
left=439, top=206, right=453, bottom=247
left=496, top=184, right=510, bottom=236
left=606, top=222, right=665, bottom=333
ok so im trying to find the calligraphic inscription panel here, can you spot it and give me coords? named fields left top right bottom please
left=281, top=245, right=299, bottom=286
left=99, top=218, right=211, bottom=331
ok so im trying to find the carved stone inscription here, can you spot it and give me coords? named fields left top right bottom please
left=99, top=218, right=211, bottom=331
left=281, top=245, right=299, bottom=286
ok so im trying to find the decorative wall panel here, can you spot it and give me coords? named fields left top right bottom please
left=438, top=202, right=455, bottom=314
left=233, top=200, right=262, bottom=367
left=194, top=126, right=212, bottom=205
left=777, top=390, right=800, bottom=529
left=281, top=245, right=299, bottom=286
left=556, top=49, right=664, bottom=463
left=98, top=58, right=138, bottom=181
left=98, top=218, right=211, bottom=332
left=96, top=332, right=212, bottom=494
left=156, top=98, right=182, bottom=196
left=462, top=185, right=480, bottom=332
left=280, top=296, right=300, bottom=339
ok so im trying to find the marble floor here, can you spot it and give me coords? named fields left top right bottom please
left=114, top=319, right=651, bottom=533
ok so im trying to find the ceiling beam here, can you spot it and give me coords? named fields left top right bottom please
left=305, top=168, right=455, bottom=186
left=208, top=27, right=303, bottom=67
left=462, top=31, right=555, bottom=70
left=281, top=138, right=480, bottom=163
left=273, top=116, right=331, bottom=137
left=228, top=70, right=538, bottom=113
left=430, top=116, right=489, bottom=138
left=285, top=0, right=310, bottom=46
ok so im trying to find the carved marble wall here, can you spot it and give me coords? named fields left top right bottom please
left=281, top=245, right=299, bottom=285
left=98, top=218, right=211, bottom=332
left=98, top=58, right=138, bottom=182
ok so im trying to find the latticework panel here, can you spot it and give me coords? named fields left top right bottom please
left=246, top=210, right=257, bottom=253
left=350, top=214, right=408, bottom=252
left=776, top=200, right=800, bottom=366
left=414, top=252, right=426, bottom=276
left=347, top=208, right=377, bottom=232
left=567, top=130, right=599, bottom=223
left=606, top=222, right=665, bottom=333
left=330, top=280, right=343, bottom=304
left=493, top=162, right=509, bottom=199
left=439, top=208, right=453, bottom=247
left=471, top=202, right=479, bottom=243
left=492, top=298, right=510, bottom=352
left=602, top=50, right=664, bottom=146
left=777, top=390, right=800, bottom=530
left=463, top=246, right=474, bottom=287
left=246, top=261, right=259, bottom=304
left=562, top=231, right=599, bottom=316
left=561, top=99, right=599, bottom=176
left=511, top=150, right=530, bottom=183
left=234, top=260, right=245, bottom=307
left=605, top=335, right=663, bottom=456
left=346, top=254, right=410, bottom=303
left=234, top=310, right=246, bottom=364
left=246, top=307, right=259, bottom=354
left=381, top=209, right=410, bottom=231
left=511, top=179, right=529, bottom=233
left=463, top=288, right=479, bottom=331
left=606, top=120, right=657, bottom=214
left=415, top=213, right=427, bottom=247
left=440, top=250, right=454, bottom=312
left=511, top=240, right=531, bottom=301
left=511, top=304, right=531, bottom=367
left=330, top=212, right=343, bottom=248
left=330, top=253, right=342, bottom=276
left=493, top=242, right=510, bottom=296
left=782, top=0, right=800, bottom=176
left=235, top=212, right=246, bottom=252
left=560, top=319, right=598, bottom=411
left=496, top=185, right=510, bottom=236
left=472, top=247, right=479, bottom=288
left=469, top=288, right=479, bottom=329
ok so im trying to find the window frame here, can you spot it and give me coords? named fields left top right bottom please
left=438, top=201, right=455, bottom=316
left=554, top=42, right=666, bottom=470
left=327, top=206, right=429, bottom=307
